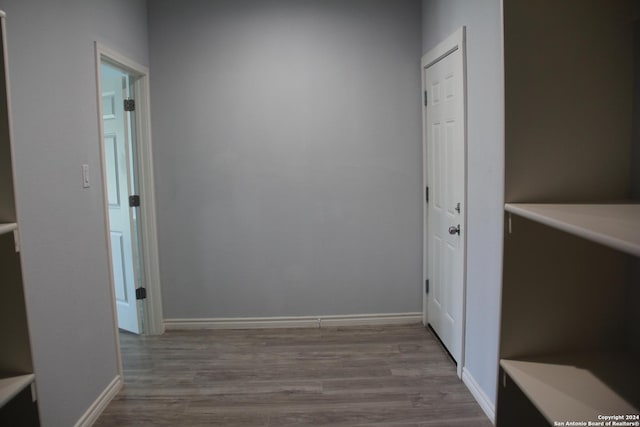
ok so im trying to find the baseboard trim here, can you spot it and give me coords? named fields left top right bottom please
left=74, top=375, right=122, bottom=427
left=164, top=312, right=422, bottom=330
left=462, top=367, right=496, bottom=425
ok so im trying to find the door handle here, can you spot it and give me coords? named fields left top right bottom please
left=448, top=225, right=460, bottom=235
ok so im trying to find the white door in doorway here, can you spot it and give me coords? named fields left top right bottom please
left=101, top=62, right=140, bottom=334
left=423, top=28, right=466, bottom=373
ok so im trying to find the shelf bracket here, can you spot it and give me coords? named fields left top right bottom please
left=13, top=228, right=20, bottom=253
left=502, top=371, right=507, bottom=388
left=507, top=212, right=512, bottom=235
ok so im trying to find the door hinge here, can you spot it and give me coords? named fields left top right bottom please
left=124, top=99, right=135, bottom=112
left=425, top=186, right=429, bottom=203
left=135, top=287, right=147, bottom=300
left=424, top=91, right=428, bottom=107
left=425, top=279, right=429, bottom=294
left=129, top=195, right=140, bottom=207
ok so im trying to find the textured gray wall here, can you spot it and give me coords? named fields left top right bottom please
left=1, top=0, right=148, bottom=425
left=148, top=0, right=423, bottom=318
left=422, top=0, right=504, bottom=408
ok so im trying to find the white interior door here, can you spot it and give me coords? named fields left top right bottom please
left=424, top=36, right=466, bottom=371
left=101, top=62, right=140, bottom=334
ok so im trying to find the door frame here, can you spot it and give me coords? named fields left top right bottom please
left=421, top=27, right=468, bottom=378
left=94, top=43, right=164, bottom=363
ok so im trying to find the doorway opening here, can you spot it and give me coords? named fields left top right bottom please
left=95, top=43, right=164, bottom=357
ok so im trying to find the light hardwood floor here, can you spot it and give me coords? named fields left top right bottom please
left=95, top=324, right=492, bottom=426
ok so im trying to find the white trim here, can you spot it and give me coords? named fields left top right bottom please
left=421, top=36, right=428, bottom=329
left=165, top=313, right=422, bottom=330
left=421, top=27, right=465, bottom=70
left=94, top=43, right=164, bottom=337
left=94, top=43, right=123, bottom=377
left=462, top=368, right=496, bottom=425
left=494, top=4, right=506, bottom=424
left=131, top=62, right=165, bottom=336
left=73, top=376, right=122, bottom=427
left=421, top=26, right=468, bottom=379
left=318, top=313, right=422, bottom=327
left=96, top=44, right=149, bottom=76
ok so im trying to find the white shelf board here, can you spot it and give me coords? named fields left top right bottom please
left=505, top=204, right=640, bottom=257
left=501, top=353, right=639, bottom=424
left=0, top=373, right=35, bottom=408
left=0, top=222, right=17, bottom=236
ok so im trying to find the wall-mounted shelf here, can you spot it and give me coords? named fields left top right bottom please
left=501, top=353, right=639, bottom=424
left=505, top=204, right=640, bottom=257
left=0, top=374, right=34, bottom=408
left=0, top=222, right=17, bottom=236
left=0, top=10, right=38, bottom=425
left=499, top=2, right=638, bottom=426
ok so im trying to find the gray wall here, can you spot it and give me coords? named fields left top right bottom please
left=422, top=0, right=504, bottom=408
left=148, top=0, right=423, bottom=319
left=0, top=0, right=148, bottom=425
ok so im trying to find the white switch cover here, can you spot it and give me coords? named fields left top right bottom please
left=82, top=164, right=90, bottom=188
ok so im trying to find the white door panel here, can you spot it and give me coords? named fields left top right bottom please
left=425, top=44, right=466, bottom=369
left=104, top=134, right=120, bottom=207
left=102, top=62, right=140, bottom=334
left=111, top=231, right=127, bottom=302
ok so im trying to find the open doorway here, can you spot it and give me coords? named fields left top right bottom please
left=95, top=44, right=164, bottom=344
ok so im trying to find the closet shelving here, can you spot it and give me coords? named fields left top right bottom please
left=0, top=374, right=35, bottom=408
left=0, top=9, right=39, bottom=425
left=500, top=352, right=638, bottom=423
left=497, top=0, right=639, bottom=425
left=504, top=204, right=640, bottom=258
left=0, top=221, right=16, bottom=236
left=501, top=203, right=640, bottom=424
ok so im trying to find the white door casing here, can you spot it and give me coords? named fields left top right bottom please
left=96, top=43, right=165, bottom=379
left=96, top=43, right=164, bottom=338
left=101, top=62, right=140, bottom=334
left=422, top=27, right=467, bottom=378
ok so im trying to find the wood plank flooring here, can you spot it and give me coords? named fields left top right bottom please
left=94, top=325, right=492, bottom=426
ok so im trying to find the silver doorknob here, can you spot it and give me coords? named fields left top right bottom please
left=448, top=225, right=460, bottom=235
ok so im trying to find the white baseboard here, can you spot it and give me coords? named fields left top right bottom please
left=74, top=375, right=122, bottom=427
left=164, top=312, right=422, bottom=330
left=462, top=367, right=496, bottom=425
